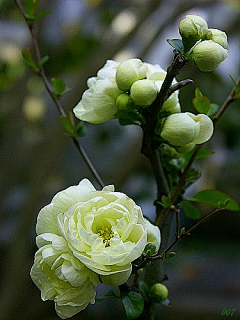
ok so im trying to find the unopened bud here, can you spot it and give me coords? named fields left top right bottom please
left=179, top=15, right=208, bottom=50
left=116, top=58, right=146, bottom=91
left=192, top=40, right=228, bottom=72
left=150, top=283, right=169, bottom=303
left=116, top=93, right=134, bottom=110
left=207, top=28, right=228, bottom=50
left=130, top=79, right=158, bottom=107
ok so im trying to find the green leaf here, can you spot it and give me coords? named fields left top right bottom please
left=51, top=78, right=66, bottom=97
left=24, top=0, right=40, bottom=17
left=181, top=201, right=202, bottom=220
left=207, top=103, right=219, bottom=117
left=186, top=190, right=240, bottom=211
left=60, top=116, right=75, bottom=137
left=37, top=55, right=49, bottom=68
left=230, top=75, right=239, bottom=97
left=122, top=291, right=144, bottom=320
left=195, top=87, right=203, bottom=98
left=162, top=252, right=176, bottom=262
left=96, top=288, right=120, bottom=302
left=138, top=281, right=150, bottom=301
left=76, top=120, right=87, bottom=137
left=34, top=10, right=51, bottom=20
left=161, top=195, right=171, bottom=208
left=115, top=110, right=145, bottom=126
left=21, top=49, right=38, bottom=71
left=167, top=39, right=184, bottom=53
left=192, top=96, right=210, bottom=114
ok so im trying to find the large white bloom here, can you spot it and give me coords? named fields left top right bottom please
left=30, top=234, right=98, bottom=319
left=36, top=179, right=149, bottom=286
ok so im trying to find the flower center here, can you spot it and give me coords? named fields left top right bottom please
left=97, top=227, right=114, bottom=247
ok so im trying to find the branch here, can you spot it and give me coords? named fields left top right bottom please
left=156, top=78, right=240, bottom=227
left=14, top=0, right=105, bottom=188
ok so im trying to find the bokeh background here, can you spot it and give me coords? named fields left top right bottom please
left=0, top=0, right=240, bottom=319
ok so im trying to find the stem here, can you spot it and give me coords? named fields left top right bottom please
left=14, top=0, right=104, bottom=188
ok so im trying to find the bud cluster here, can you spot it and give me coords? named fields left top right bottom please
left=179, top=15, right=228, bottom=71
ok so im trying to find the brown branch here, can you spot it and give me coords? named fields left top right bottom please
left=14, top=0, right=105, bottom=188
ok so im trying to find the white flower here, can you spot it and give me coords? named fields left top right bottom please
left=36, top=179, right=148, bottom=286
left=145, top=218, right=161, bottom=252
left=73, top=60, right=122, bottom=124
left=30, top=234, right=98, bottom=319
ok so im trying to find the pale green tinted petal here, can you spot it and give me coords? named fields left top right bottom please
left=145, top=218, right=161, bottom=252
left=55, top=304, right=87, bottom=320
left=100, top=267, right=132, bottom=286
left=192, top=114, right=214, bottom=144
left=177, top=142, right=196, bottom=154
left=161, top=113, right=200, bottom=146
left=208, top=28, right=228, bottom=49
left=36, top=203, right=59, bottom=237
left=102, top=184, right=115, bottom=192
left=73, top=100, right=104, bottom=124
left=97, top=60, right=119, bottom=79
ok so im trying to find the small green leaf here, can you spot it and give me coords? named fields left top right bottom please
left=122, top=291, right=144, bottom=320
left=37, top=55, right=49, bottom=68
left=24, top=0, right=40, bottom=17
left=230, top=75, right=239, bottom=97
left=186, top=190, right=240, bottom=211
left=138, top=281, right=150, bottom=301
left=96, top=288, right=120, bottom=302
left=76, top=120, right=87, bottom=137
left=192, top=96, right=210, bottom=114
left=181, top=201, right=202, bottom=220
left=21, top=49, right=38, bottom=71
left=161, top=195, right=171, bottom=208
left=195, top=87, right=203, bottom=98
left=60, top=116, right=75, bottom=137
left=207, top=103, right=219, bottom=117
left=167, top=39, right=184, bottom=53
left=34, top=10, right=51, bottom=20
left=51, top=78, right=66, bottom=97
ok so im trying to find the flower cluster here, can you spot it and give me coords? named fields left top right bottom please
left=73, top=59, right=180, bottom=124
left=179, top=14, right=228, bottom=71
left=31, top=179, right=160, bottom=319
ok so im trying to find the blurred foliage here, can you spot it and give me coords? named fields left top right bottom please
left=0, top=0, right=239, bottom=319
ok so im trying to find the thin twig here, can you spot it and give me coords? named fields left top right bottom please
left=14, top=0, right=105, bottom=188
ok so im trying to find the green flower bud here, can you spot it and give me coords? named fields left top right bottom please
left=130, top=79, right=158, bottom=107
left=116, top=93, right=134, bottom=110
left=116, top=58, right=147, bottom=91
left=186, top=113, right=213, bottom=144
left=150, top=283, right=169, bottom=303
left=160, top=113, right=200, bottom=146
left=179, top=15, right=208, bottom=50
left=207, top=28, right=228, bottom=49
left=192, top=40, right=228, bottom=72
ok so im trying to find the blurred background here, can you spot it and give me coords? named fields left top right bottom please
left=0, top=0, right=240, bottom=319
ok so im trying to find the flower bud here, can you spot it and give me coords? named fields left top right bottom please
left=160, top=113, right=200, bottom=146
left=116, top=58, right=147, bottom=91
left=150, top=283, right=169, bottom=303
left=116, top=93, right=134, bottom=110
left=192, top=40, right=228, bottom=72
left=179, top=15, right=208, bottom=50
left=130, top=79, right=158, bottom=107
left=207, top=28, right=228, bottom=49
